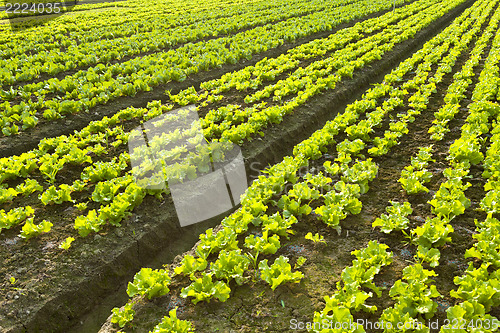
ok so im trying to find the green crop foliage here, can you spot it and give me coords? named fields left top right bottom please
left=59, top=237, right=75, bottom=250
left=259, top=256, right=304, bottom=291
left=305, top=232, right=326, bottom=244
left=180, top=272, right=231, bottom=304
left=127, top=268, right=171, bottom=300
left=372, top=201, right=412, bottom=234
left=111, top=301, right=135, bottom=328
left=210, top=249, right=250, bottom=285
left=149, top=308, right=193, bottom=333
left=174, top=255, right=208, bottom=277
left=20, top=218, right=52, bottom=239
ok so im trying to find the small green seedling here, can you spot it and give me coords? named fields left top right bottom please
left=59, top=237, right=75, bottom=250
left=75, top=202, right=88, bottom=211
left=305, top=232, right=326, bottom=244
left=294, top=256, right=307, bottom=269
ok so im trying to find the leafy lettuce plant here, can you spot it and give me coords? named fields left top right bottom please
left=450, top=263, right=500, bottom=312
left=74, top=209, right=104, bottom=237
left=220, top=209, right=252, bottom=235
left=98, top=183, right=145, bottom=227
left=304, top=172, right=333, bottom=191
left=444, top=301, right=499, bottom=333
left=63, top=147, right=92, bottom=165
left=245, top=230, right=280, bottom=267
left=196, top=228, right=221, bottom=260
left=315, top=241, right=393, bottom=324
left=288, top=181, right=321, bottom=202
left=149, top=308, right=193, bottom=333
left=0, top=187, right=19, bottom=204
left=294, top=256, right=307, bottom=269
left=399, top=168, right=432, bottom=194
left=59, top=237, right=75, bottom=250
left=413, top=146, right=434, bottom=167
left=0, top=206, right=34, bottom=233
left=372, top=201, right=412, bottom=233
left=324, top=281, right=375, bottom=313
left=415, top=245, right=440, bottom=268
left=210, top=249, right=250, bottom=285
left=336, top=139, right=365, bottom=156
left=174, top=255, right=208, bottom=277
left=382, top=264, right=441, bottom=328
left=380, top=306, right=429, bottom=333
left=39, top=155, right=65, bottom=184
left=0, top=153, right=37, bottom=183
left=39, top=184, right=74, bottom=205
left=315, top=181, right=362, bottom=234
left=196, top=227, right=239, bottom=261
left=480, top=190, right=500, bottom=216
left=277, top=195, right=312, bottom=217
left=277, top=180, right=321, bottom=217
left=323, top=160, right=340, bottom=176
left=20, top=218, right=52, bottom=239
left=258, top=256, right=304, bottom=291
left=342, top=241, right=393, bottom=299
left=81, top=158, right=125, bottom=183
left=111, top=301, right=135, bottom=328
left=75, top=202, right=88, bottom=211
left=412, top=216, right=453, bottom=248
left=261, top=212, right=298, bottom=237
left=428, top=178, right=471, bottom=220
left=180, top=272, right=231, bottom=304
left=341, top=159, right=378, bottom=194
left=346, top=119, right=374, bottom=141
left=465, top=216, right=500, bottom=266
left=127, top=268, right=171, bottom=300
left=15, top=179, right=43, bottom=196
left=92, top=181, right=123, bottom=203
left=448, top=136, right=484, bottom=165
left=305, top=232, right=326, bottom=244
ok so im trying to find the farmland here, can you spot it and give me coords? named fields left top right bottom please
left=1, top=0, right=500, bottom=332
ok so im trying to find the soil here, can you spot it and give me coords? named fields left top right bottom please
left=0, top=0, right=486, bottom=332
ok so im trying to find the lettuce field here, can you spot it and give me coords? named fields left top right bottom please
left=1, top=0, right=500, bottom=332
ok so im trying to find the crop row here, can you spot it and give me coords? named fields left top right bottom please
left=440, top=20, right=500, bottom=331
